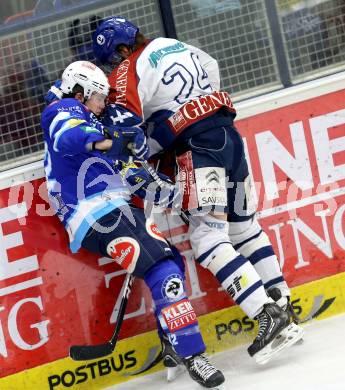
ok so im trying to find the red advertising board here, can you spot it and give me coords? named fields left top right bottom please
left=239, top=89, right=345, bottom=284
left=0, top=88, right=344, bottom=381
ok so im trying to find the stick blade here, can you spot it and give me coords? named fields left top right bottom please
left=131, top=350, right=163, bottom=375
left=69, top=342, right=113, bottom=361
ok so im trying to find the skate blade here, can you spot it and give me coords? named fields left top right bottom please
left=198, top=383, right=226, bottom=390
left=199, top=383, right=226, bottom=390
left=167, top=364, right=185, bottom=382
left=254, top=322, right=304, bottom=365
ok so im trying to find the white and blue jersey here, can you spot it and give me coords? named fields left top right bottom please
left=105, top=38, right=236, bottom=156
left=41, top=98, right=130, bottom=253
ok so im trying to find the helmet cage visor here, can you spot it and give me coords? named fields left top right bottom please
left=106, top=48, right=124, bottom=66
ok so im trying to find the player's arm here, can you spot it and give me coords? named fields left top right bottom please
left=49, top=112, right=148, bottom=161
left=47, top=110, right=106, bottom=155
left=89, top=138, right=112, bottom=151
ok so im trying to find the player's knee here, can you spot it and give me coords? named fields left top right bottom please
left=228, top=217, right=261, bottom=239
left=229, top=217, right=272, bottom=258
left=189, top=214, right=230, bottom=259
left=188, top=214, right=242, bottom=274
left=144, top=258, right=186, bottom=303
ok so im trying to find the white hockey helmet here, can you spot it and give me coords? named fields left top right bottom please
left=60, top=60, right=109, bottom=100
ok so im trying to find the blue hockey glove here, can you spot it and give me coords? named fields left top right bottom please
left=124, top=166, right=152, bottom=199
left=122, top=128, right=149, bottom=160
left=124, top=167, right=180, bottom=208
left=104, top=127, right=149, bottom=161
left=45, top=80, right=63, bottom=104
left=132, top=129, right=149, bottom=160
left=103, top=126, right=131, bottom=162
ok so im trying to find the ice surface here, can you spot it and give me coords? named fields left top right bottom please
left=106, top=314, right=345, bottom=390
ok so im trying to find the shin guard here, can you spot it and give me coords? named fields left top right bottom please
left=144, top=258, right=205, bottom=358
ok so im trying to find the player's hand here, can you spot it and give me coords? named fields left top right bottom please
left=122, top=128, right=149, bottom=160
left=103, top=126, right=149, bottom=161
left=102, top=126, right=129, bottom=161
left=124, top=167, right=180, bottom=208
left=124, top=166, right=154, bottom=199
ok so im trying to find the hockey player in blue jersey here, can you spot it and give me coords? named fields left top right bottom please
left=91, top=16, right=305, bottom=371
left=41, top=60, right=225, bottom=389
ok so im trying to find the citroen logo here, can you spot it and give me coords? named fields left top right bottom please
left=206, top=170, right=220, bottom=184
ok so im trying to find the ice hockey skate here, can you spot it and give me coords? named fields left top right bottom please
left=160, top=334, right=185, bottom=382
left=248, top=302, right=304, bottom=365
left=268, top=287, right=301, bottom=324
left=183, top=353, right=225, bottom=389
left=268, top=287, right=304, bottom=344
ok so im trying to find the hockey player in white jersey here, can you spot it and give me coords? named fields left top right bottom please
left=41, top=60, right=225, bottom=389
left=92, top=16, right=304, bottom=373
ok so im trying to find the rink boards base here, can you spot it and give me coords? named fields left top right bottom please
left=1, top=271, right=344, bottom=390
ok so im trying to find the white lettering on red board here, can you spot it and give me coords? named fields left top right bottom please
left=0, top=203, right=49, bottom=358
left=248, top=108, right=345, bottom=202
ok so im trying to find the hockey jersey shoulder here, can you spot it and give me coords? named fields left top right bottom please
left=140, top=37, right=187, bottom=69
left=42, top=98, right=104, bottom=155
left=41, top=99, right=90, bottom=135
left=41, top=98, right=88, bottom=127
left=108, top=40, right=155, bottom=119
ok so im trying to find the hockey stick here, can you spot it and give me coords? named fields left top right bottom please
left=120, top=160, right=190, bottom=375
left=129, top=348, right=164, bottom=376
left=125, top=140, right=189, bottom=226
left=138, top=160, right=190, bottom=226
left=69, top=273, right=134, bottom=361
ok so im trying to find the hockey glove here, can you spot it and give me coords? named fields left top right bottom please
left=126, top=127, right=149, bottom=160
left=45, top=80, right=63, bottom=104
left=103, top=127, right=149, bottom=161
left=122, top=128, right=149, bottom=160
left=103, top=126, right=125, bottom=160
left=124, top=167, right=180, bottom=208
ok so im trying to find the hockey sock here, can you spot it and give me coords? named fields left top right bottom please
left=144, top=258, right=205, bottom=358
left=229, top=218, right=290, bottom=297
left=199, top=242, right=272, bottom=318
left=155, top=245, right=186, bottom=341
left=190, top=214, right=272, bottom=318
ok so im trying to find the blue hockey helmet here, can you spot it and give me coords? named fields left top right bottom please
left=92, top=16, right=139, bottom=65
